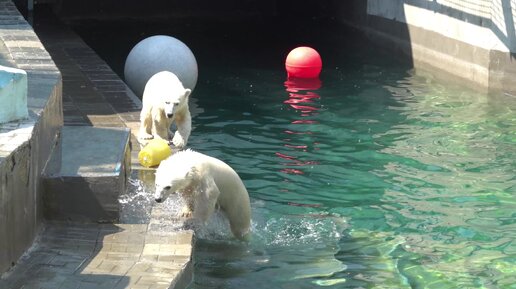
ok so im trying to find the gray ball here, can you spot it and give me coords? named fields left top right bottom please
left=124, top=35, right=198, bottom=97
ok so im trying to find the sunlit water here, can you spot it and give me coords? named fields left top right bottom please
left=74, top=18, right=516, bottom=289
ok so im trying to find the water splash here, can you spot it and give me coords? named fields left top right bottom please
left=252, top=212, right=347, bottom=247
left=188, top=199, right=348, bottom=246
left=119, top=178, right=154, bottom=223
left=189, top=203, right=349, bottom=288
left=120, top=178, right=151, bottom=204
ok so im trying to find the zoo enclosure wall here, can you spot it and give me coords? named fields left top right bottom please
left=18, top=0, right=514, bottom=94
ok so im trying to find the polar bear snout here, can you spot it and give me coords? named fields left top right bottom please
left=154, top=185, right=172, bottom=203
left=164, top=101, right=179, bottom=119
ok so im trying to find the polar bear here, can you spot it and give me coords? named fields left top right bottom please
left=138, top=71, right=192, bottom=148
left=154, top=149, right=251, bottom=240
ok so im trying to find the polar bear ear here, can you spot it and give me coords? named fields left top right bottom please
left=184, top=88, right=192, bottom=99
left=185, top=166, right=198, bottom=180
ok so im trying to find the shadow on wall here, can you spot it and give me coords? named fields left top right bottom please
left=329, top=0, right=516, bottom=93
left=403, top=0, right=516, bottom=59
left=348, top=0, right=414, bottom=65
left=12, top=0, right=516, bottom=61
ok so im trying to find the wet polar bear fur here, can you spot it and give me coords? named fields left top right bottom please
left=138, top=71, right=192, bottom=148
left=154, top=149, right=251, bottom=240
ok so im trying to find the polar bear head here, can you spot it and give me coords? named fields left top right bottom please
left=162, top=87, right=191, bottom=119
left=143, top=71, right=192, bottom=119
left=154, top=150, right=199, bottom=203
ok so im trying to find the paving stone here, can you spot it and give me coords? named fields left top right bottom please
left=0, top=222, right=194, bottom=289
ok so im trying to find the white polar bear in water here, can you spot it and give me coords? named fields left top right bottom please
left=154, top=149, right=252, bottom=240
left=138, top=71, right=191, bottom=148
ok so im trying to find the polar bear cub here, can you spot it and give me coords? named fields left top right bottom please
left=154, top=149, right=251, bottom=240
left=138, top=71, right=192, bottom=148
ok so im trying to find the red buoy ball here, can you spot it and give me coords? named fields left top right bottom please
left=285, top=47, right=322, bottom=78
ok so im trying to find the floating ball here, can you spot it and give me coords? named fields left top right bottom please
left=124, top=35, right=198, bottom=97
left=285, top=46, right=322, bottom=78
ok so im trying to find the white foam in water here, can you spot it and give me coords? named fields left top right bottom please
left=249, top=209, right=349, bottom=285
left=188, top=201, right=350, bottom=288
left=172, top=199, right=348, bottom=244
left=167, top=197, right=347, bottom=245
left=251, top=212, right=347, bottom=247
left=121, top=178, right=348, bottom=259
left=192, top=211, right=235, bottom=240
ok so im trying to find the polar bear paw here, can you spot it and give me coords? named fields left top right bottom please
left=180, top=206, right=193, bottom=218
left=172, top=135, right=186, bottom=148
left=138, top=132, right=154, bottom=140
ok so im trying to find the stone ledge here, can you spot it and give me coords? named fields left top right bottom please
left=43, top=126, right=131, bottom=223
left=0, top=222, right=194, bottom=289
left=0, top=0, right=62, bottom=275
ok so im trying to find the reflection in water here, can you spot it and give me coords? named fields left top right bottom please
left=278, top=78, right=322, bottom=176
left=381, top=80, right=516, bottom=286
left=284, top=77, right=322, bottom=116
left=353, top=76, right=516, bottom=287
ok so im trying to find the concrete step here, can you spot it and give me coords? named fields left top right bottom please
left=43, top=126, right=131, bottom=222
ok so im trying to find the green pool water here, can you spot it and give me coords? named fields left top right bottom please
left=186, top=62, right=515, bottom=289
left=74, top=18, right=516, bottom=289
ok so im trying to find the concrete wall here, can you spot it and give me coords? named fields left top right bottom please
left=48, top=0, right=516, bottom=94
left=0, top=0, right=62, bottom=275
left=336, top=0, right=516, bottom=94
left=50, top=0, right=277, bottom=20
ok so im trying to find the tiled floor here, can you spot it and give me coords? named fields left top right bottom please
left=0, top=222, right=193, bottom=289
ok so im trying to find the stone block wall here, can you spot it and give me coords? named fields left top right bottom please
left=0, top=0, right=62, bottom=275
